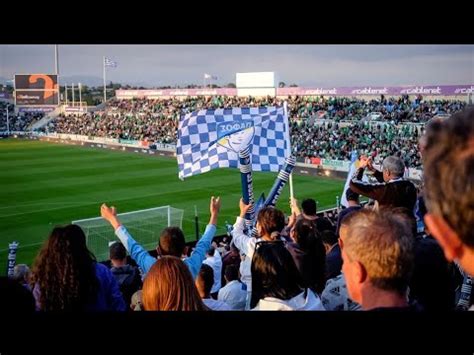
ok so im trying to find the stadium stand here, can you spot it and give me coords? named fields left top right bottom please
left=2, top=93, right=472, bottom=312
left=0, top=102, right=44, bottom=132
left=41, top=95, right=466, bottom=168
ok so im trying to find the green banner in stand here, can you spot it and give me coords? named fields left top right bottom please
left=321, top=159, right=345, bottom=167
left=321, top=159, right=350, bottom=171
left=119, top=139, right=139, bottom=145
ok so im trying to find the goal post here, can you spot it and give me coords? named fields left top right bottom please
left=72, top=205, right=184, bottom=261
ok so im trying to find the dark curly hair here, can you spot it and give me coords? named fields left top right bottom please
left=31, top=224, right=99, bottom=311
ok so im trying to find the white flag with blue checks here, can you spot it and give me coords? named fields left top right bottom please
left=177, top=106, right=291, bottom=179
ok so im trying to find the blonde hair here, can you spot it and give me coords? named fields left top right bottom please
left=343, top=208, right=414, bottom=294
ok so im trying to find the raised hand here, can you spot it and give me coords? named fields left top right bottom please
left=101, top=203, right=121, bottom=230
left=101, top=203, right=117, bottom=221
left=367, top=157, right=375, bottom=171
left=209, top=196, right=221, bottom=225
left=239, top=198, right=252, bottom=218
left=359, top=155, right=369, bottom=169
left=290, top=197, right=301, bottom=215
left=210, top=196, right=221, bottom=216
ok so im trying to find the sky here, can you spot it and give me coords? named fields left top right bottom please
left=0, top=45, right=473, bottom=87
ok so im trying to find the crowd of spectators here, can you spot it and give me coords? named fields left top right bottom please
left=288, top=94, right=465, bottom=123
left=0, top=102, right=44, bottom=132
left=43, top=95, right=466, bottom=168
left=292, top=119, right=423, bottom=167
left=2, top=103, right=473, bottom=313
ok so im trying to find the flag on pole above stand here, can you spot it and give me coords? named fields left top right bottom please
left=204, top=73, right=217, bottom=80
left=104, top=57, right=118, bottom=68
left=103, top=57, right=117, bottom=103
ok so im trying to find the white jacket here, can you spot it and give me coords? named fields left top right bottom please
left=252, top=289, right=326, bottom=311
left=203, top=248, right=222, bottom=294
left=231, top=216, right=259, bottom=292
left=218, top=280, right=247, bottom=310
left=203, top=298, right=232, bottom=311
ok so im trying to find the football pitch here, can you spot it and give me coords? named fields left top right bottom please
left=0, top=139, right=345, bottom=272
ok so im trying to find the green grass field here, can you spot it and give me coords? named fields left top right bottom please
left=0, top=139, right=345, bottom=272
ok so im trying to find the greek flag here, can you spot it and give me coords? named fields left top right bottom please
left=104, top=57, right=117, bottom=68
left=177, top=106, right=291, bottom=179
left=204, top=73, right=217, bottom=80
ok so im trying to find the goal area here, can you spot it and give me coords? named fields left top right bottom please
left=72, top=206, right=184, bottom=261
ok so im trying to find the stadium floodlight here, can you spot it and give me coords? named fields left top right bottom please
left=72, top=206, right=184, bottom=261
left=54, top=45, right=59, bottom=75
left=78, top=83, right=82, bottom=111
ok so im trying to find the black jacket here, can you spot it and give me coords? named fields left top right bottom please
left=110, top=265, right=142, bottom=307
left=287, top=242, right=326, bottom=294
left=409, top=235, right=455, bottom=310
left=350, top=168, right=417, bottom=213
left=325, top=244, right=343, bottom=280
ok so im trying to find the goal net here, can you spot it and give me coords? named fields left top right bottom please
left=72, top=206, right=184, bottom=261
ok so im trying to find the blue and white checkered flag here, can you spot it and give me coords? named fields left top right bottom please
left=104, top=57, right=117, bottom=68
left=177, top=106, right=291, bottom=180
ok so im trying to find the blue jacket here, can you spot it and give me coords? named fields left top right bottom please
left=33, top=263, right=126, bottom=311
left=115, top=224, right=216, bottom=279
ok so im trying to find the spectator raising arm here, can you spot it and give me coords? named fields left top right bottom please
left=367, top=158, right=384, bottom=183
left=184, top=196, right=221, bottom=279
left=101, top=196, right=220, bottom=279
left=231, top=198, right=255, bottom=255
left=349, top=157, right=387, bottom=201
left=101, top=204, right=157, bottom=275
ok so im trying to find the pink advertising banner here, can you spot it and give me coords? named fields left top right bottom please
left=116, top=88, right=238, bottom=98
left=116, top=85, right=473, bottom=99
left=277, top=85, right=474, bottom=96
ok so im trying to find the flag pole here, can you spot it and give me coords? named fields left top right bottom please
left=289, top=168, right=294, bottom=200
left=239, top=147, right=255, bottom=234
left=78, top=82, right=82, bottom=111
left=194, top=205, right=199, bottom=241
left=284, top=101, right=294, bottom=200
left=103, top=56, right=106, bottom=103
